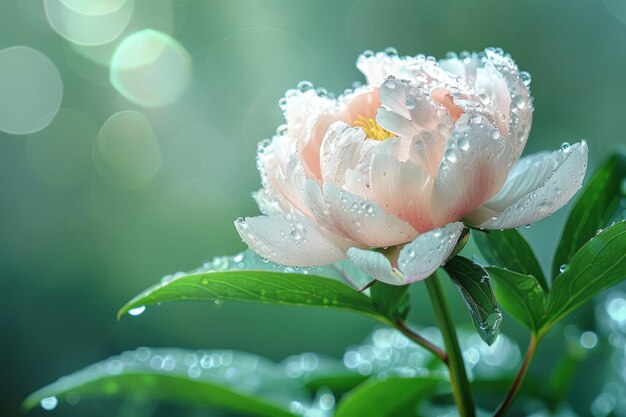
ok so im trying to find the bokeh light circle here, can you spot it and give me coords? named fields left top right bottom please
left=0, top=46, right=63, bottom=135
left=93, top=110, right=162, bottom=189
left=26, top=109, right=98, bottom=187
left=44, top=0, right=134, bottom=46
left=110, top=30, right=191, bottom=107
left=59, top=0, right=128, bottom=15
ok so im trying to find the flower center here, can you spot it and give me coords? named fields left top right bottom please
left=353, top=115, right=395, bottom=141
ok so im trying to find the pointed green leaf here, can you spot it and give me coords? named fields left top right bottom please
left=334, top=376, right=444, bottom=417
left=544, top=220, right=626, bottom=332
left=119, top=250, right=380, bottom=319
left=23, top=348, right=306, bottom=417
left=119, top=269, right=380, bottom=319
left=370, top=281, right=410, bottom=320
left=552, top=151, right=626, bottom=278
left=443, top=256, right=502, bottom=345
left=485, top=267, right=546, bottom=332
left=473, top=229, right=547, bottom=290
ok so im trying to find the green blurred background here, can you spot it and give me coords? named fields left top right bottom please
left=1, top=0, right=625, bottom=416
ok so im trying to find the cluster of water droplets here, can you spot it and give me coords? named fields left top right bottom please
left=37, top=347, right=311, bottom=413
left=37, top=323, right=524, bottom=414
left=339, top=327, right=520, bottom=382
left=122, top=250, right=376, bottom=317
left=587, top=291, right=626, bottom=417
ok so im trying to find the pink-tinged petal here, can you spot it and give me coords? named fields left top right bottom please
left=336, top=88, right=381, bottom=122
left=482, top=48, right=533, bottom=160
left=397, top=222, right=464, bottom=283
left=439, top=49, right=532, bottom=152
left=376, top=78, right=450, bottom=171
left=319, top=121, right=378, bottom=186
left=282, top=88, right=336, bottom=179
left=479, top=150, right=555, bottom=212
left=470, top=141, right=588, bottom=229
left=431, top=114, right=514, bottom=226
left=346, top=248, right=405, bottom=286
left=234, top=213, right=354, bottom=266
left=302, top=181, right=419, bottom=248
left=377, top=77, right=452, bottom=135
left=345, top=149, right=434, bottom=233
left=298, top=88, right=380, bottom=180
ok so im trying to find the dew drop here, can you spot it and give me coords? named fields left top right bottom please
left=559, top=264, right=567, bottom=273
left=384, top=46, right=398, bottom=57
left=560, top=142, right=571, bottom=153
left=41, top=396, right=58, bottom=411
left=297, top=80, right=313, bottom=92
left=383, top=78, right=396, bottom=90
left=469, top=114, right=482, bottom=124
left=128, top=306, right=146, bottom=316
left=520, top=71, right=532, bottom=86
left=444, top=148, right=458, bottom=163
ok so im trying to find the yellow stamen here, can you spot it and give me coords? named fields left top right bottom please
left=353, top=115, right=395, bottom=141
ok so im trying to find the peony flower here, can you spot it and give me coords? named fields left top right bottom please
left=235, top=47, right=588, bottom=287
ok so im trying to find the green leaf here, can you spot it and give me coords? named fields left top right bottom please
left=552, top=151, right=626, bottom=278
left=443, top=256, right=502, bottom=345
left=473, top=229, right=547, bottom=290
left=370, top=281, right=410, bottom=320
left=334, top=376, right=444, bottom=417
left=119, top=270, right=380, bottom=319
left=485, top=267, right=546, bottom=332
left=544, top=220, right=626, bottom=332
left=23, top=348, right=307, bottom=417
left=118, top=251, right=381, bottom=320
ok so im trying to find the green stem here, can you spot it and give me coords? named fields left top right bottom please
left=394, top=319, right=449, bottom=365
left=493, top=334, right=539, bottom=417
left=426, top=272, right=476, bottom=417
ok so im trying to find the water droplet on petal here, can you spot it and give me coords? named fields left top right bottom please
left=444, top=148, right=458, bottom=163
left=383, top=78, right=396, bottom=90
left=520, top=71, right=532, bottom=86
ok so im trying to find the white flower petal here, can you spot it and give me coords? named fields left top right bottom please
left=319, top=121, right=378, bottom=186
left=252, top=188, right=283, bottom=215
left=234, top=213, right=354, bottom=266
left=431, top=114, right=514, bottom=226
left=282, top=87, right=337, bottom=179
left=480, top=150, right=555, bottom=212
left=472, top=141, right=588, bottom=229
left=397, top=222, right=464, bottom=283
left=302, top=181, right=419, bottom=247
left=356, top=50, right=412, bottom=87
left=346, top=247, right=405, bottom=286
left=345, top=150, right=433, bottom=233
left=482, top=48, right=533, bottom=160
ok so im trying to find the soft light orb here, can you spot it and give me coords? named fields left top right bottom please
left=93, top=110, right=162, bottom=189
left=44, top=0, right=134, bottom=46
left=0, top=46, right=63, bottom=135
left=59, top=0, right=128, bottom=15
left=110, top=30, right=191, bottom=107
